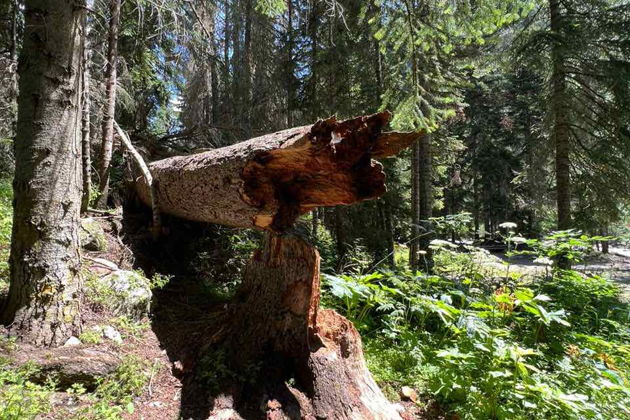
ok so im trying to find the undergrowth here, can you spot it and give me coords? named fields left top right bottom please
left=323, top=232, right=630, bottom=420
left=0, top=355, right=150, bottom=419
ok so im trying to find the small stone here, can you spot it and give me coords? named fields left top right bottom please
left=148, top=401, right=164, bottom=408
left=102, top=326, right=123, bottom=344
left=400, top=386, right=418, bottom=402
left=64, top=336, right=82, bottom=347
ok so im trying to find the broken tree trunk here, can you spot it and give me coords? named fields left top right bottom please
left=131, top=112, right=420, bottom=419
left=215, top=234, right=403, bottom=420
left=135, top=112, right=420, bottom=231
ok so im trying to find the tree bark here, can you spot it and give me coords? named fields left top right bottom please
left=418, top=133, right=433, bottom=270
left=96, top=0, right=121, bottom=208
left=219, top=234, right=403, bottom=419
left=81, top=14, right=92, bottom=214
left=1, top=0, right=84, bottom=347
left=135, top=112, right=421, bottom=231
left=409, top=141, right=420, bottom=268
left=549, top=0, right=571, bottom=231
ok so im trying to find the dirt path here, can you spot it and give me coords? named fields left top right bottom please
left=493, top=247, right=630, bottom=302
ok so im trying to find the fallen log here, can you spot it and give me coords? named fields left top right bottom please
left=136, top=112, right=421, bottom=231
left=129, top=112, right=420, bottom=419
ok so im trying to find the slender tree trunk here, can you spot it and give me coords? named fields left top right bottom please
left=409, top=142, right=420, bottom=269
left=601, top=225, right=609, bottom=254
left=418, top=133, right=433, bottom=270
left=242, top=0, right=253, bottom=137
left=81, top=14, right=92, bottom=214
left=96, top=0, right=121, bottom=208
left=209, top=34, right=219, bottom=125
left=222, top=0, right=231, bottom=117
left=285, top=0, right=294, bottom=127
left=385, top=203, right=395, bottom=267
left=311, top=207, right=318, bottom=237
left=10, top=0, right=17, bottom=61
left=404, top=0, right=423, bottom=270
left=309, top=0, right=319, bottom=120
left=549, top=0, right=571, bottom=231
left=1, top=0, right=84, bottom=347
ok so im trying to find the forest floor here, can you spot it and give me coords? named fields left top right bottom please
left=1, top=199, right=628, bottom=419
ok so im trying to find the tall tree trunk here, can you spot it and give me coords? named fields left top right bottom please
left=242, top=0, right=253, bottom=137
left=309, top=0, right=319, bottom=120
left=601, top=224, right=609, bottom=254
left=10, top=0, right=17, bottom=61
left=311, top=207, right=318, bottom=237
left=404, top=0, right=422, bottom=270
left=96, top=0, right=121, bottom=208
left=222, top=0, right=231, bottom=117
left=81, top=14, right=92, bottom=214
left=285, top=0, right=294, bottom=127
left=385, top=202, right=395, bottom=267
left=409, top=142, right=420, bottom=269
left=549, top=0, right=571, bottom=231
left=209, top=30, right=219, bottom=125
left=418, top=133, right=433, bottom=270
left=1, top=0, right=84, bottom=347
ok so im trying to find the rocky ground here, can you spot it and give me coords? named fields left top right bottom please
left=1, top=212, right=185, bottom=419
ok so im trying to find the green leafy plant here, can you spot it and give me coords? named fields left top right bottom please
left=322, top=233, right=630, bottom=419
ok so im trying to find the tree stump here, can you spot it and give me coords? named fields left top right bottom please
left=220, top=234, right=403, bottom=420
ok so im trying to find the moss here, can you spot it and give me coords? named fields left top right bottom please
left=80, top=217, right=108, bottom=252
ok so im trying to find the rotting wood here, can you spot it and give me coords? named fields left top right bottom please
left=221, top=234, right=403, bottom=419
left=135, top=112, right=422, bottom=231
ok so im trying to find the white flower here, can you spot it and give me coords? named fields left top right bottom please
left=499, top=222, right=517, bottom=229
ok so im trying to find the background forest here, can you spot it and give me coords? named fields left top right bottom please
left=0, top=0, right=629, bottom=419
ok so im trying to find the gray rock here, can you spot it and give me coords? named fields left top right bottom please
left=64, top=336, right=82, bottom=347
left=102, top=325, right=123, bottom=344
left=99, top=270, right=152, bottom=319
left=80, top=218, right=108, bottom=251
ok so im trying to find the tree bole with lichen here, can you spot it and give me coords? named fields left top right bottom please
left=135, top=112, right=421, bottom=231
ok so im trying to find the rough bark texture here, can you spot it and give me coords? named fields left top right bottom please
left=96, top=0, right=121, bottom=208
left=222, top=234, right=403, bottom=420
left=136, top=112, right=421, bottom=232
left=418, top=133, right=433, bottom=270
left=81, top=16, right=92, bottom=214
left=549, top=0, right=571, bottom=231
left=1, top=0, right=84, bottom=346
left=409, top=141, right=420, bottom=268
